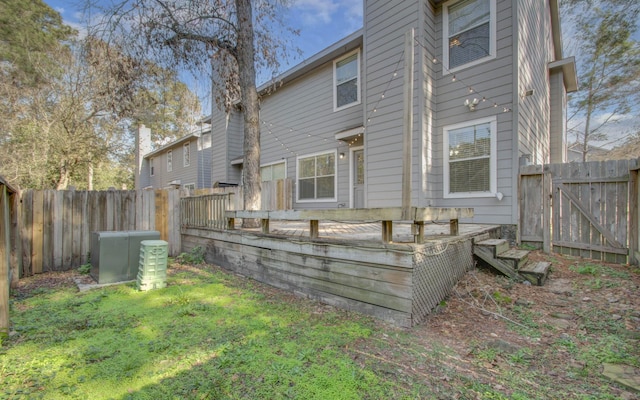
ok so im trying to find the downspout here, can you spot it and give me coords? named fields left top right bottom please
left=510, top=0, right=520, bottom=227
left=362, top=0, right=368, bottom=208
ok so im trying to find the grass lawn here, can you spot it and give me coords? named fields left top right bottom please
left=2, top=252, right=639, bottom=399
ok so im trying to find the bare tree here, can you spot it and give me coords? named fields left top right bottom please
left=89, top=0, right=298, bottom=226
left=562, top=0, right=640, bottom=161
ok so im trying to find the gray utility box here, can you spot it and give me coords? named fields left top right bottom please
left=90, top=230, right=161, bottom=284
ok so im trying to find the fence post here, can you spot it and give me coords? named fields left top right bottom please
left=543, top=169, right=551, bottom=254
left=630, top=160, right=639, bottom=265
left=1, top=185, right=9, bottom=335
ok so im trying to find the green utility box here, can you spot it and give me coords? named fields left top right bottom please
left=90, top=231, right=160, bottom=284
left=137, top=240, right=168, bottom=291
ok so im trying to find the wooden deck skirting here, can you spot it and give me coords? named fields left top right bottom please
left=182, top=224, right=498, bottom=327
left=182, top=206, right=494, bottom=327
left=225, top=207, right=474, bottom=244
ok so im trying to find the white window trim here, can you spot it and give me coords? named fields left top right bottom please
left=183, top=142, right=190, bottom=167
left=167, top=150, right=173, bottom=172
left=183, top=183, right=196, bottom=190
left=442, top=0, right=496, bottom=74
left=296, top=149, right=338, bottom=203
left=333, top=49, right=361, bottom=112
left=443, top=116, right=497, bottom=198
left=260, top=160, right=287, bottom=181
left=150, top=157, right=155, bottom=177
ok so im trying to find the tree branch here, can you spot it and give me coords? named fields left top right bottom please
left=152, top=0, right=238, bottom=57
left=164, top=30, right=237, bottom=58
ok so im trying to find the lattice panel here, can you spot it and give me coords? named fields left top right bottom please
left=411, top=239, right=473, bottom=325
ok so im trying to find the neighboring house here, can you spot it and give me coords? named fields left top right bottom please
left=177, top=0, right=578, bottom=228
left=567, top=142, right=609, bottom=162
left=135, top=124, right=213, bottom=191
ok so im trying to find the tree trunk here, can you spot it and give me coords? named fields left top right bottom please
left=582, top=80, right=595, bottom=163
left=87, top=161, right=94, bottom=190
left=56, top=163, right=70, bottom=190
left=236, top=0, right=261, bottom=228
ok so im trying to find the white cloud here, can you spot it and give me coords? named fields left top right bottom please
left=292, top=0, right=363, bottom=27
left=344, top=0, right=363, bottom=19
left=292, top=0, right=339, bottom=25
left=571, top=112, right=640, bottom=149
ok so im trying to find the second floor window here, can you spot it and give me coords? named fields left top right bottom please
left=444, top=0, right=495, bottom=71
left=334, top=50, right=360, bottom=111
left=150, top=157, right=155, bottom=176
left=167, top=150, right=173, bottom=172
left=183, top=142, right=190, bottom=167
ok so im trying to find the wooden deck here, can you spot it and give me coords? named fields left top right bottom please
left=240, top=220, right=497, bottom=244
left=182, top=211, right=500, bottom=327
left=225, top=207, right=475, bottom=243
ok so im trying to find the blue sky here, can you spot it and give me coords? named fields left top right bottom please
left=44, top=0, right=363, bottom=112
left=45, top=0, right=363, bottom=56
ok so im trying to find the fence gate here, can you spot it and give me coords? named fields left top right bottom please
left=520, top=159, right=639, bottom=265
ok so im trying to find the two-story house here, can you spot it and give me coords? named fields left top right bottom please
left=138, top=0, right=577, bottom=231
left=135, top=123, right=213, bottom=191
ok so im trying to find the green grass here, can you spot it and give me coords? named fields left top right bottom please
left=569, top=263, right=631, bottom=280
left=4, top=257, right=639, bottom=400
left=2, top=264, right=414, bottom=399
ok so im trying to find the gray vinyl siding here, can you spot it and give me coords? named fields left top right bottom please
left=364, top=0, right=421, bottom=208
left=227, top=111, right=243, bottom=185
left=210, top=108, right=243, bottom=185
left=430, top=0, right=515, bottom=225
left=549, top=69, right=566, bottom=163
left=210, top=108, right=228, bottom=185
left=196, top=133, right=213, bottom=188
left=516, top=0, right=553, bottom=165
left=147, top=139, right=199, bottom=189
left=259, top=53, right=363, bottom=209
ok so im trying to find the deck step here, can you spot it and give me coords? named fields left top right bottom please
left=519, top=261, right=551, bottom=286
left=497, top=249, right=530, bottom=270
left=473, top=245, right=525, bottom=282
left=475, top=239, right=510, bottom=258
left=472, top=232, right=493, bottom=244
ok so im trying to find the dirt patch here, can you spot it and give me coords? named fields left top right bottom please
left=11, top=270, right=79, bottom=299
left=352, top=251, right=640, bottom=398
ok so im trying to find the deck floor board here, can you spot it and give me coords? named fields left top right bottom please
left=239, top=221, right=497, bottom=244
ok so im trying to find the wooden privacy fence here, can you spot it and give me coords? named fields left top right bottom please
left=19, top=189, right=181, bottom=276
left=519, top=159, right=639, bottom=265
left=1, top=176, right=19, bottom=335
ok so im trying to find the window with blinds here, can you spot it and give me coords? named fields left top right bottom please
left=444, top=0, right=494, bottom=70
left=297, top=151, right=336, bottom=201
left=334, top=50, right=360, bottom=111
left=444, top=117, right=496, bottom=197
